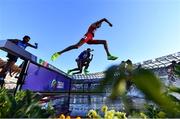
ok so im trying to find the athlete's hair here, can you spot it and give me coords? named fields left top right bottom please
left=23, top=35, right=31, bottom=40
left=87, top=48, right=91, bottom=51
left=87, top=48, right=94, bottom=52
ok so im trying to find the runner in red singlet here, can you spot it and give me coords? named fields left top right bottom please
left=51, top=18, right=118, bottom=61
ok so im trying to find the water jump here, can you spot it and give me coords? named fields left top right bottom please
left=51, top=18, right=118, bottom=61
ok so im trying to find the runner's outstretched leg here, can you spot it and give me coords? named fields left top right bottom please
left=67, top=68, right=80, bottom=75
left=87, top=39, right=118, bottom=60
left=51, top=38, right=85, bottom=61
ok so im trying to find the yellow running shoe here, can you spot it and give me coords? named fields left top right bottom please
left=51, top=52, right=60, bottom=61
left=108, top=55, right=118, bottom=60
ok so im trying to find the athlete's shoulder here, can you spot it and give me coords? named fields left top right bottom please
left=90, top=22, right=97, bottom=27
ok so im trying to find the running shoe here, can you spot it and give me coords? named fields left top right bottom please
left=51, top=52, right=60, bottom=61
left=108, top=55, right=118, bottom=60
left=84, top=69, right=89, bottom=75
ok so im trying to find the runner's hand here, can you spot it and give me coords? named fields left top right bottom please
left=35, top=43, right=38, bottom=48
left=109, top=23, right=113, bottom=27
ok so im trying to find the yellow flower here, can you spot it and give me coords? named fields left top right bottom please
left=121, top=112, right=127, bottom=119
left=113, top=116, right=119, bottom=119
left=140, top=112, right=147, bottom=119
left=87, top=109, right=97, bottom=118
left=87, top=109, right=102, bottom=119
left=59, top=114, right=65, bottom=119
left=101, top=105, right=108, bottom=113
left=66, top=116, right=71, bottom=119
left=115, top=111, right=127, bottom=119
left=104, top=110, right=115, bottom=119
left=76, top=116, right=81, bottom=119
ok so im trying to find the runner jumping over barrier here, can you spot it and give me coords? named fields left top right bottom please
left=67, top=48, right=93, bottom=75
left=51, top=18, right=118, bottom=61
left=0, top=35, right=38, bottom=86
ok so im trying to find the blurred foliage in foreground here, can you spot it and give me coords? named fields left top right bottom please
left=96, top=60, right=180, bottom=118
left=0, top=89, right=55, bottom=118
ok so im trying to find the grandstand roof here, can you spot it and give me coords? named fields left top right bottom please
left=72, top=72, right=105, bottom=81
left=135, top=52, right=180, bottom=69
left=72, top=52, right=180, bottom=80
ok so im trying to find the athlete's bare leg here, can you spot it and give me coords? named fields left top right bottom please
left=87, top=39, right=110, bottom=56
left=51, top=38, right=85, bottom=61
left=87, top=39, right=118, bottom=60
left=67, top=61, right=83, bottom=75
left=58, top=38, right=85, bottom=54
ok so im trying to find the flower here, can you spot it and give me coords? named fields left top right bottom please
left=140, top=112, right=147, bottom=119
left=59, top=114, right=65, bottom=119
left=87, top=109, right=97, bottom=118
left=104, top=110, right=115, bottom=119
left=76, top=116, right=81, bottom=119
left=101, top=105, right=108, bottom=113
left=66, top=116, right=71, bottom=119
left=114, top=111, right=127, bottom=119
left=87, top=109, right=101, bottom=119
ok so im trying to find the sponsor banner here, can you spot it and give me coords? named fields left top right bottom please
left=22, top=63, right=70, bottom=92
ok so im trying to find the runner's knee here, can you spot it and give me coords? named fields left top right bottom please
left=74, top=45, right=79, bottom=49
left=103, top=40, right=107, bottom=44
left=79, top=69, right=82, bottom=73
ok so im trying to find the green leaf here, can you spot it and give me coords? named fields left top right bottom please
left=132, top=68, right=180, bottom=116
left=96, top=65, right=119, bottom=92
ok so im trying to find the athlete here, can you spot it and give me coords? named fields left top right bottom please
left=67, top=48, right=93, bottom=75
left=51, top=18, right=118, bottom=61
left=0, top=35, right=38, bottom=78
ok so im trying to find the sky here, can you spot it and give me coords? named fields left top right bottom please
left=0, top=0, right=180, bottom=73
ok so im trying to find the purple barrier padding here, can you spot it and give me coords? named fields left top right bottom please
left=22, top=63, right=70, bottom=92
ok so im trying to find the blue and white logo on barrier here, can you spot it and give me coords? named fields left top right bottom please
left=50, top=79, right=57, bottom=90
left=57, top=81, right=64, bottom=89
left=50, top=78, right=64, bottom=90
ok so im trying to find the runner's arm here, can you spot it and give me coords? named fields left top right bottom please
left=90, top=54, right=93, bottom=61
left=27, top=43, right=38, bottom=49
left=97, top=18, right=113, bottom=27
